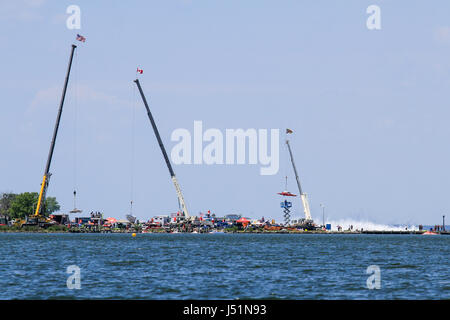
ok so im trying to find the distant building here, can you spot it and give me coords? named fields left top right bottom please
left=224, top=214, right=241, bottom=222
left=74, top=217, right=91, bottom=225
left=0, top=215, right=9, bottom=225
left=49, top=214, right=69, bottom=225
left=152, top=215, right=170, bottom=226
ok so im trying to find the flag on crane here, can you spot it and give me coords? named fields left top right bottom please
left=137, top=68, right=143, bottom=74
left=286, top=128, right=293, bottom=134
left=76, top=34, right=86, bottom=42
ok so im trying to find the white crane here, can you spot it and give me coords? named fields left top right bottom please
left=134, top=79, right=190, bottom=219
left=286, top=139, right=312, bottom=221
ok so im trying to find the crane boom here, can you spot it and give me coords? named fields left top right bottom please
left=286, top=139, right=312, bottom=221
left=134, top=79, right=190, bottom=219
left=34, top=44, right=77, bottom=217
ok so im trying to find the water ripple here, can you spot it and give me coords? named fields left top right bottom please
left=0, top=233, right=448, bottom=299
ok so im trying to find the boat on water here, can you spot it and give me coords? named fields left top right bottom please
left=209, top=230, right=225, bottom=234
left=423, top=231, right=439, bottom=235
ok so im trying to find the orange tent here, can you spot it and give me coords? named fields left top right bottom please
left=236, top=217, right=250, bottom=225
left=106, top=217, right=117, bottom=223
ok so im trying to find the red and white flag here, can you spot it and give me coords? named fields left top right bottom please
left=137, top=68, right=143, bottom=74
left=76, top=34, right=86, bottom=42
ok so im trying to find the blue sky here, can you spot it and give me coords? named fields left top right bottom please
left=1, top=1, right=450, bottom=225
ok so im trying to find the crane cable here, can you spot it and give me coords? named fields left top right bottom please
left=72, top=48, right=79, bottom=212
left=283, top=127, right=289, bottom=191
left=129, top=74, right=137, bottom=216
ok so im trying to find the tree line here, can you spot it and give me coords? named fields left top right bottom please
left=0, top=192, right=60, bottom=220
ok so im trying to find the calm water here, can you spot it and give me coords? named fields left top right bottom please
left=0, top=233, right=448, bottom=299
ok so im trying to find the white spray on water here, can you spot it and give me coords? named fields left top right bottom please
left=326, top=219, right=418, bottom=231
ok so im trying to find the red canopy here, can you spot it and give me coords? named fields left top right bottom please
left=277, top=191, right=297, bottom=197
left=236, top=217, right=250, bottom=224
left=106, top=217, right=117, bottom=223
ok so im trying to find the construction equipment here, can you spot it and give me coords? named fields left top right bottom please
left=134, top=79, right=190, bottom=220
left=20, top=44, right=77, bottom=227
left=286, top=138, right=314, bottom=225
left=126, top=214, right=137, bottom=224
left=70, top=190, right=82, bottom=213
left=278, top=176, right=296, bottom=225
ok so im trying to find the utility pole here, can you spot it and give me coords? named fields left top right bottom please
left=443, top=215, right=446, bottom=231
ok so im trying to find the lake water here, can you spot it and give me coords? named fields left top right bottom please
left=0, top=233, right=448, bottom=299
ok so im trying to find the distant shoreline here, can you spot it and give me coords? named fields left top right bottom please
left=1, top=229, right=447, bottom=235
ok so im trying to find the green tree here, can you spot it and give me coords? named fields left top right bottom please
left=0, top=193, right=17, bottom=218
left=8, top=192, right=37, bottom=219
left=8, top=192, right=60, bottom=219
left=44, top=197, right=60, bottom=215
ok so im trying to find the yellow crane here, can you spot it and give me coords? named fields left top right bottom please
left=19, top=44, right=77, bottom=228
